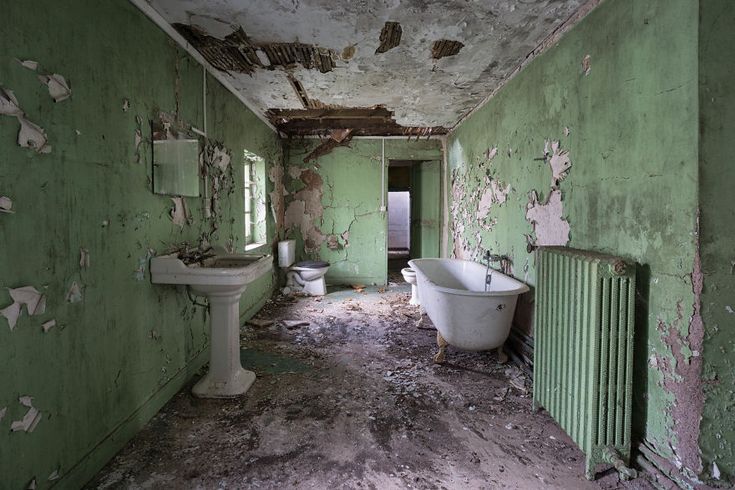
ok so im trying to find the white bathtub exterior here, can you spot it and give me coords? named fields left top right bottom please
left=408, top=258, right=530, bottom=351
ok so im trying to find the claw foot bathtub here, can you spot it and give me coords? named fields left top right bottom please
left=408, top=258, right=530, bottom=362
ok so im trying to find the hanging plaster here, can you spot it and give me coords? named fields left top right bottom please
left=134, top=249, right=155, bottom=281
left=544, top=140, right=572, bottom=186
left=288, top=165, right=303, bottom=179
left=37, top=73, right=71, bottom=102
left=0, top=196, right=13, bottom=213
left=169, top=197, right=190, bottom=228
left=79, top=248, right=90, bottom=269
left=10, top=396, right=41, bottom=433
left=65, top=281, right=83, bottom=303
left=41, top=319, right=56, bottom=333
left=268, top=165, right=286, bottom=229
left=525, top=190, right=571, bottom=246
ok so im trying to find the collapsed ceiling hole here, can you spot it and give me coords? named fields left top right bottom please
left=375, top=21, right=402, bottom=54
left=431, top=39, right=464, bottom=59
left=174, top=24, right=337, bottom=74
left=267, top=106, right=447, bottom=137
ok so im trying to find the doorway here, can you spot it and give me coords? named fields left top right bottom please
left=387, top=160, right=441, bottom=282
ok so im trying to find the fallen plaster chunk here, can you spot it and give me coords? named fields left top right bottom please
left=65, top=281, right=83, bottom=303
left=246, top=318, right=274, bottom=327
left=11, top=396, right=42, bottom=433
left=1, top=302, right=21, bottom=330
left=17, top=116, right=51, bottom=153
left=169, top=197, right=190, bottom=228
left=37, top=73, right=71, bottom=102
left=79, top=247, right=90, bottom=269
left=0, top=196, right=13, bottom=213
left=42, top=319, right=56, bottom=333
left=525, top=189, right=571, bottom=246
left=282, top=320, right=309, bottom=329
left=547, top=140, right=572, bottom=186
left=9, top=286, right=46, bottom=316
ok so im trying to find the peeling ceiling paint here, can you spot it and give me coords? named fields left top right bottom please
left=146, top=0, right=588, bottom=133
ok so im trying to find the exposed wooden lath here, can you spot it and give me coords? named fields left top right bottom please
left=267, top=106, right=447, bottom=137
left=173, top=23, right=337, bottom=74
left=375, top=21, right=402, bottom=54
left=431, top=39, right=464, bottom=59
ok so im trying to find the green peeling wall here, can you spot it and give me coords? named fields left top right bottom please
left=284, top=139, right=442, bottom=286
left=699, top=0, right=735, bottom=481
left=447, top=0, right=731, bottom=486
left=0, top=1, right=281, bottom=488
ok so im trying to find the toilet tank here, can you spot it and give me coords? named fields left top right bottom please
left=278, top=240, right=296, bottom=268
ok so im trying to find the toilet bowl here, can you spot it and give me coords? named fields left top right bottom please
left=286, top=260, right=330, bottom=296
left=401, top=267, right=420, bottom=305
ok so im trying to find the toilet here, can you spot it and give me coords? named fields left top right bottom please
left=279, top=240, right=330, bottom=296
left=401, top=267, right=420, bottom=305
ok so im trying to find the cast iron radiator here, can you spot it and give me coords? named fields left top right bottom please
left=532, top=246, right=636, bottom=480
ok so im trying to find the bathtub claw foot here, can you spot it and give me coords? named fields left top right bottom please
left=434, top=332, right=449, bottom=364
left=497, top=346, right=508, bottom=364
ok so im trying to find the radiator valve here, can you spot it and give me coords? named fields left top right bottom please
left=602, top=447, right=638, bottom=481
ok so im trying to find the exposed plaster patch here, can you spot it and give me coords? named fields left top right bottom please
left=525, top=190, right=570, bottom=246
left=169, top=197, right=190, bottom=228
left=476, top=177, right=511, bottom=220
left=285, top=168, right=326, bottom=252
left=10, top=396, right=41, bottom=433
left=658, top=215, right=705, bottom=475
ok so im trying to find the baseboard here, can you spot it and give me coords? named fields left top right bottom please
left=54, top=347, right=209, bottom=489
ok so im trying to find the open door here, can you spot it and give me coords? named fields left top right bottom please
left=410, top=160, right=441, bottom=258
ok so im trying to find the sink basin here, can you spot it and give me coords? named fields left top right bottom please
left=151, top=249, right=273, bottom=398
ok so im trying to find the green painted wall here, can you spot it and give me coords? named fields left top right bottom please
left=284, top=139, right=442, bottom=286
left=445, top=0, right=732, bottom=484
left=0, top=1, right=281, bottom=488
left=698, top=0, right=735, bottom=482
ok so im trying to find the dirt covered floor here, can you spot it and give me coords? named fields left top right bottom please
left=89, top=284, right=652, bottom=489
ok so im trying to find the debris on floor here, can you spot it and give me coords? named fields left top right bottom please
left=89, top=285, right=653, bottom=490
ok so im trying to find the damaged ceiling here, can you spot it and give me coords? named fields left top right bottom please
left=146, top=0, right=588, bottom=136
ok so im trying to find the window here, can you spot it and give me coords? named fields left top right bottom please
left=243, top=150, right=266, bottom=249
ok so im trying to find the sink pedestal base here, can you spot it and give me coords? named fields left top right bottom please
left=192, top=287, right=255, bottom=398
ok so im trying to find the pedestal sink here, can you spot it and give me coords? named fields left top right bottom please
left=150, top=249, right=273, bottom=398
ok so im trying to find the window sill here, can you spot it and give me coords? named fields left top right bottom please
left=244, top=242, right=268, bottom=253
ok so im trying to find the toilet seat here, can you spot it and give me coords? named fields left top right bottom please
left=294, top=260, right=330, bottom=269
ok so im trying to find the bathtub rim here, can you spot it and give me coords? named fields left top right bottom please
left=408, top=258, right=530, bottom=298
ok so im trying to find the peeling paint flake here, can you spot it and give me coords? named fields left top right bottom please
left=9, top=286, right=46, bottom=316
left=1, top=302, right=21, bottom=330
left=0, top=195, right=14, bottom=213
left=581, top=54, right=591, bottom=76
left=169, top=197, right=190, bottom=228
left=65, top=281, right=83, bottom=304
left=10, top=396, right=42, bottom=433
left=79, top=248, right=90, bottom=269
left=37, top=73, right=71, bottom=102
left=546, top=140, right=572, bottom=186
left=42, top=319, right=56, bottom=333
